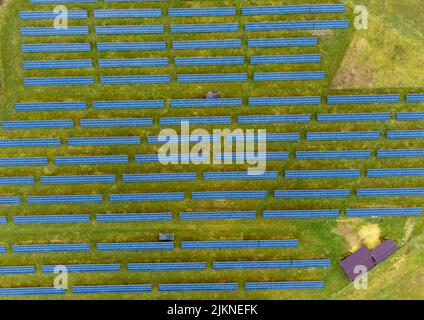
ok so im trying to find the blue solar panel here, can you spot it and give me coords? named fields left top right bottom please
left=0, top=287, right=65, bottom=297
left=204, top=171, right=278, bottom=180
left=181, top=240, right=298, bottom=249
left=22, top=59, right=92, bottom=69
left=285, top=170, right=360, bottom=179
left=99, top=58, right=168, bottom=68
left=387, top=130, right=424, bottom=139
left=357, top=188, right=424, bottom=197
left=67, top=136, right=140, bottom=146
left=0, top=266, right=35, bottom=274
left=368, top=168, right=424, bottom=177
left=159, top=283, right=238, bottom=292
left=263, top=209, right=340, bottom=219
left=80, top=118, right=152, bottom=128
left=15, top=101, right=86, bottom=111
left=73, top=284, right=152, bottom=294
left=128, top=262, right=206, bottom=271
left=135, top=153, right=206, bottom=163
left=42, top=264, right=120, bottom=273
left=238, top=114, right=310, bottom=124
left=160, top=116, right=231, bottom=126
left=275, top=189, right=350, bottom=199
left=21, top=26, right=89, bottom=36
left=254, top=71, right=325, bottom=81
left=192, top=191, right=267, bottom=200
left=13, top=215, right=89, bottom=224
left=97, top=242, right=174, bottom=251
left=94, top=9, right=162, bottom=18
left=55, top=155, right=128, bottom=165
left=242, top=4, right=344, bottom=15
left=172, top=98, right=242, bottom=108
left=215, top=152, right=289, bottom=161
left=123, top=173, right=196, bottom=182
left=251, top=54, right=321, bottom=65
left=177, top=73, right=247, bottom=83
left=213, top=259, right=331, bottom=269
left=100, top=75, right=170, bottom=85
left=95, top=25, right=164, bottom=35
left=171, top=23, right=238, bottom=33
left=0, top=138, right=61, bottom=148
left=245, top=281, right=324, bottom=290
left=226, top=133, right=300, bottom=142
left=0, top=177, right=35, bottom=185
left=175, top=56, right=244, bottom=66
left=96, top=213, right=173, bottom=223
left=41, top=175, right=116, bottom=184
left=179, top=211, right=256, bottom=221
left=248, top=37, right=317, bottom=48
left=245, top=20, right=349, bottom=31
left=27, top=194, right=103, bottom=204
left=97, top=42, right=166, bottom=52
left=406, top=94, right=424, bottom=103
left=296, top=150, right=371, bottom=159
left=317, top=113, right=391, bottom=122
left=249, top=96, right=320, bottom=106
left=377, top=149, right=424, bottom=158
left=307, top=131, right=380, bottom=141
left=346, top=208, right=422, bottom=217
left=0, top=216, right=6, bottom=224
left=93, top=100, right=164, bottom=109
left=20, top=11, right=88, bottom=20
left=12, top=244, right=90, bottom=253
left=0, top=196, right=21, bottom=205
left=169, top=8, right=236, bottom=17
left=2, top=120, right=74, bottom=129
left=173, top=40, right=241, bottom=50
left=397, top=112, right=424, bottom=121
left=21, top=43, right=90, bottom=53
left=0, top=246, right=6, bottom=253
left=24, top=77, right=94, bottom=87
left=109, top=192, right=185, bottom=202
left=327, top=94, right=400, bottom=104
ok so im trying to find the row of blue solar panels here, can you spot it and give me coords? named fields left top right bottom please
left=0, top=196, right=21, bottom=205
left=181, top=240, right=298, bottom=249
left=285, top=170, right=360, bottom=179
left=175, top=56, right=244, bottom=66
left=213, top=259, right=331, bottom=270
left=93, top=100, right=164, bottom=109
left=248, top=37, right=317, bottom=47
left=95, top=25, right=164, bottom=35
left=21, top=26, right=89, bottom=36
left=67, top=136, right=140, bottom=146
left=204, top=171, right=278, bottom=180
left=73, top=284, right=152, bottom=294
left=387, top=130, right=424, bottom=139
left=109, top=192, right=185, bottom=202
left=2, top=120, right=74, bottom=129
left=24, top=77, right=94, bottom=86
left=242, top=4, right=344, bottom=15
left=296, top=150, right=371, bottom=159
left=0, top=266, right=35, bottom=274
left=170, top=23, right=238, bottom=33
left=275, top=189, right=350, bottom=199
left=377, top=149, right=424, bottom=158
left=169, top=7, right=236, bottom=17
left=15, top=101, right=86, bottom=111
left=179, top=211, right=256, bottom=221
left=12, top=244, right=90, bottom=253
left=397, top=112, right=424, bottom=121
left=0, top=287, right=65, bottom=297
left=40, top=174, right=116, bottom=184
left=327, top=94, right=401, bottom=104
left=317, top=113, right=391, bottom=122
left=0, top=177, right=34, bottom=185
left=227, top=133, right=300, bottom=142
left=22, top=59, right=92, bottom=69
left=249, top=96, right=320, bottom=106
left=100, top=75, right=170, bottom=84
left=406, top=94, right=424, bottom=102
left=42, top=264, right=120, bottom=273
left=13, top=215, right=89, bottom=224
left=263, top=209, right=340, bottom=219
left=97, top=41, right=166, bottom=51
left=136, top=153, right=199, bottom=163
left=27, top=194, right=103, bottom=204
left=20, top=10, right=88, bottom=20
left=368, top=168, right=424, bottom=177
left=97, top=242, right=174, bottom=251
left=254, top=71, right=325, bottom=81
left=357, top=188, right=424, bottom=197
left=0, top=138, right=61, bottom=147
left=80, top=118, right=152, bottom=127
left=216, top=152, right=289, bottom=161
left=192, top=190, right=268, bottom=200
left=96, top=213, right=173, bottom=222
left=55, top=155, right=128, bottom=165
left=93, top=9, right=162, bottom=18
left=171, top=98, right=242, bottom=108
left=147, top=134, right=218, bottom=144
left=238, top=114, right=310, bottom=124
left=307, top=131, right=380, bottom=141
left=251, top=54, right=321, bottom=64
left=173, top=39, right=241, bottom=50
left=346, top=208, right=422, bottom=217
left=123, top=173, right=196, bottom=182
left=245, top=20, right=349, bottom=31
left=128, top=262, right=205, bottom=271
left=160, top=116, right=231, bottom=125
left=0, top=216, right=6, bottom=224
left=99, top=58, right=168, bottom=68
left=21, top=43, right=91, bottom=53
left=245, top=281, right=324, bottom=290
left=159, top=283, right=238, bottom=292
left=177, top=73, right=247, bottom=83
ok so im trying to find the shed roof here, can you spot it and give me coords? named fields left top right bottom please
left=339, top=246, right=376, bottom=281
left=371, top=239, right=397, bottom=264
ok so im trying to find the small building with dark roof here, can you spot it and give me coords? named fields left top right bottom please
left=371, top=239, right=397, bottom=264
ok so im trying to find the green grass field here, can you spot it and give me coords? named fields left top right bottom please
left=0, top=0, right=423, bottom=300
